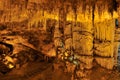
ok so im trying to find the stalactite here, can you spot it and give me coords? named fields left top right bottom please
left=0, top=0, right=119, bottom=72
left=25, top=0, right=28, bottom=9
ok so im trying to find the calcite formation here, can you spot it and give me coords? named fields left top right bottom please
left=0, top=0, right=120, bottom=79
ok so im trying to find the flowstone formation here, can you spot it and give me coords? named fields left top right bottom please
left=53, top=0, right=120, bottom=79
left=0, top=0, right=120, bottom=80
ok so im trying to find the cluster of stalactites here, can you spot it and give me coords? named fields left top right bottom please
left=36, top=0, right=118, bottom=14
left=0, top=0, right=118, bottom=13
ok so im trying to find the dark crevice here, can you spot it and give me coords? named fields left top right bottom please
left=108, top=0, right=118, bottom=15
left=0, top=62, right=11, bottom=74
left=92, top=0, right=96, bottom=55
left=92, top=0, right=96, bottom=27
left=0, top=41, right=13, bottom=54
left=93, top=53, right=112, bottom=58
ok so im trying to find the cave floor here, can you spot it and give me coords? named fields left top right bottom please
left=0, top=26, right=120, bottom=80
left=0, top=61, right=120, bottom=80
left=0, top=61, right=71, bottom=80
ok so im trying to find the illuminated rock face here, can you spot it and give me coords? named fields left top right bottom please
left=52, top=1, right=119, bottom=79
left=0, top=0, right=119, bottom=70
left=53, top=0, right=119, bottom=70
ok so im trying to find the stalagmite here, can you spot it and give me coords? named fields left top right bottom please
left=78, top=56, right=93, bottom=69
left=64, top=22, right=72, bottom=37
left=94, top=42, right=114, bottom=57
left=95, top=57, right=114, bottom=69
left=65, top=38, right=72, bottom=50
left=94, top=0, right=118, bottom=69
left=0, top=0, right=120, bottom=79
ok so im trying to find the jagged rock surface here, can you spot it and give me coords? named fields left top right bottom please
left=0, top=0, right=120, bottom=80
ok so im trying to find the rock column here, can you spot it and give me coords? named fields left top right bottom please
left=94, top=2, right=116, bottom=69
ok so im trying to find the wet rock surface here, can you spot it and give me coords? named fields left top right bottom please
left=0, top=26, right=57, bottom=79
left=0, top=0, right=120, bottom=80
left=0, top=25, right=119, bottom=80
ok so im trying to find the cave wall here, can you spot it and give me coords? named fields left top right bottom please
left=53, top=0, right=119, bottom=70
